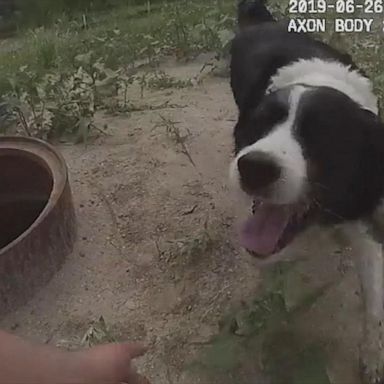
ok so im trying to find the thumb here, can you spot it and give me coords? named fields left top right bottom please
left=121, top=342, right=148, bottom=359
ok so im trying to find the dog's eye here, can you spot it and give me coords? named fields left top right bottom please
left=235, top=99, right=289, bottom=151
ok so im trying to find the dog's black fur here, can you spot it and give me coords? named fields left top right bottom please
left=232, top=2, right=362, bottom=114
left=230, top=4, right=384, bottom=380
left=230, top=0, right=384, bottom=225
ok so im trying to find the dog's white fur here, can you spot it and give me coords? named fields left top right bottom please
left=230, top=59, right=379, bottom=208
left=229, top=56, right=384, bottom=382
left=337, top=217, right=384, bottom=382
left=229, top=86, right=307, bottom=204
left=267, top=64, right=384, bottom=379
left=268, top=58, right=379, bottom=114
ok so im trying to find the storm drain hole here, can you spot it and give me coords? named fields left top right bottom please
left=0, top=153, right=53, bottom=249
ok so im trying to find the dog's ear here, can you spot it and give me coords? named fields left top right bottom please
left=237, top=0, right=274, bottom=29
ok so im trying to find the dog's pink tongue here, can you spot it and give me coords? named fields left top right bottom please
left=239, top=204, right=291, bottom=256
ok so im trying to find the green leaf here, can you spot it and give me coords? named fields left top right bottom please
left=293, top=345, right=331, bottom=384
left=374, top=73, right=384, bottom=85
left=75, top=51, right=93, bottom=65
left=81, top=316, right=115, bottom=347
left=262, top=330, right=331, bottom=384
left=262, top=329, right=301, bottom=384
left=217, top=29, right=234, bottom=48
left=197, top=335, right=244, bottom=373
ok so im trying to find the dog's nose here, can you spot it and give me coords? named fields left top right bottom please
left=237, top=151, right=281, bottom=193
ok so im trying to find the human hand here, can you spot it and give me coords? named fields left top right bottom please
left=0, top=330, right=150, bottom=384
left=65, top=342, right=150, bottom=383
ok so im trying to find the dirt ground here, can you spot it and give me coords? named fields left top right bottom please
left=0, top=56, right=366, bottom=384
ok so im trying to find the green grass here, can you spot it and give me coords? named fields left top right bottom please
left=0, top=0, right=236, bottom=139
left=6, top=0, right=383, bottom=141
left=0, top=0, right=235, bottom=91
left=13, top=0, right=170, bottom=28
left=2, top=0, right=384, bottom=101
left=189, top=261, right=335, bottom=384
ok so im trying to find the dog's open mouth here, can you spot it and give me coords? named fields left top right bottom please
left=239, top=200, right=310, bottom=258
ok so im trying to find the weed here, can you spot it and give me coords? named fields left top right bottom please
left=2, top=0, right=383, bottom=140
left=156, top=114, right=197, bottom=168
left=2, top=55, right=123, bottom=141
left=0, top=0, right=238, bottom=140
left=159, top=115, right=188, bottom=144
left=158, top=219, right=215, bottom=266
left=176, top=229, right=213, bottom=261
left=145, top=71, right=193, bottom=90
left=81, top=316, right=115, bottom=347
left=189, top=261, right=335, bottom=384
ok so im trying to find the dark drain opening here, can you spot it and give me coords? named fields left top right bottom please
left=0, top=152, right=53, bottom=249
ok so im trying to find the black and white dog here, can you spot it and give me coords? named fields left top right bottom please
left=229, top=1, right=384, bottom=382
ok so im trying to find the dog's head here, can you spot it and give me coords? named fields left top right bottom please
left=230, top=85, right=384, bottom=258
